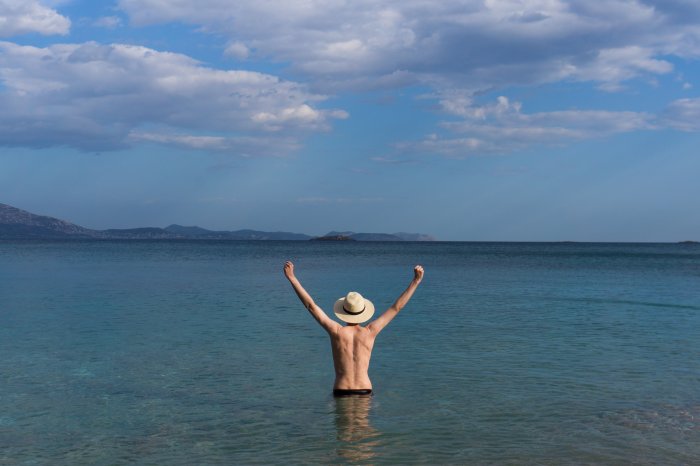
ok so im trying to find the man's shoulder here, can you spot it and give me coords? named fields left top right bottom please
left=333, top=325, right=375, bottom=338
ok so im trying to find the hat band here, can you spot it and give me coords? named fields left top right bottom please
left=343, top=303, right=365, bottom=315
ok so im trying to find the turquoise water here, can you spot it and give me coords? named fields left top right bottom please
left=1, top=240, right=699, bottom=465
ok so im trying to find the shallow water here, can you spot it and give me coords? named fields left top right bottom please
left=1, top=240, right=699, bottom=464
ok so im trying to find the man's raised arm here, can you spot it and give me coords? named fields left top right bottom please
left=284, top=261, right=340, bottom=334
left=368, top=265, right=424, bottom=335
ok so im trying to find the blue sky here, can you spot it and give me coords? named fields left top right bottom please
left=1, top=0, right=699, bottom=241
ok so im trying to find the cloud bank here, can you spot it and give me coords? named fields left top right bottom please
left=112, top=0, right=700, bottom=157
left=0, top=41, right=346, bottom=153
left=118, top=0, right=700, bottom=94
left=1, top=1, right=698, bottom=156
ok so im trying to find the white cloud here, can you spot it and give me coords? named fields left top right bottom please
left=0, top=41, right=346, bottom=153
left=117, top=0, right=700, bottom=94
left=0, top=0, right=70, bottom=37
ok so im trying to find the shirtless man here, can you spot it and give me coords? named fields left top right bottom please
left=283, top=261, right=424, bottom=396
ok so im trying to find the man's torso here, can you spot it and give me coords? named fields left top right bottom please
left=329, top=325, right=376, bottom=390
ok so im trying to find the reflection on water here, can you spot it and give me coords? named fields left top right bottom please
left=333, top=395, right=382, bottom=463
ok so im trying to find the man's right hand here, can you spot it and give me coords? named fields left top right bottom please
left=284, top=261, right=295, bottom=280
left=414, top=265, right=424, bottom=282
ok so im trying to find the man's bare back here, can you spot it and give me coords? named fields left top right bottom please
left=330, top=325, right=376, bottom=390
left=284, top=261, right=424, bottom=392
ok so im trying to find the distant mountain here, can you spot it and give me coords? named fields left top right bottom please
left=164, top=224, right=213, bottom=236
left=164, top=225, right=312, bottom=240
left=102, top=228, right=175, bottom=239
left=0, top=202, right=434, bottom=241
left=0, top=203, right=96, bottom=238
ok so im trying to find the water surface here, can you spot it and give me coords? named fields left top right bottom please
left=1, top=241, right=699, bottom=464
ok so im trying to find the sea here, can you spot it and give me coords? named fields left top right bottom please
left=1, top=240, right=699, bottom=465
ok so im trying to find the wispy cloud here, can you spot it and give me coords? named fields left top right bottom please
left=398, top=95, right=700, bottom=157
left=129, top=131, right=301, bottom=156
left=296, top=197, right=385, bottom=205
left=370, top=156, right=417, bottom=165
left=661, top=97, right=700, bottom=132
left=195, top=197, right=238, bottom=205
left=92, top=16, right=122, bottom=30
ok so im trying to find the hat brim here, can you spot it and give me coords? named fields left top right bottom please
left=333, top=297, right=375, bottom=324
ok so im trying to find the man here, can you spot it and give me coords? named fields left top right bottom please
left=283, top=261, right=424, bottom=396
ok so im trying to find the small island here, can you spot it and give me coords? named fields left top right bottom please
left=311, top=235, right=355, bottom=241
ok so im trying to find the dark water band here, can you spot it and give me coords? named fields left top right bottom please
left=333, top=388, right=372, bottom=397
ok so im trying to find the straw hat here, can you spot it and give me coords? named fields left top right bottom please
left=333, top=291, right=375, bottom=324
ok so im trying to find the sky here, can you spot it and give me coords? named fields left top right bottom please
left=1, top=0, right=699, bottom=241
